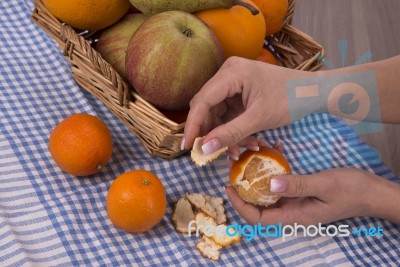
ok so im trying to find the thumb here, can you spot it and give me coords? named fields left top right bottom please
left=201, top=111, right=258, bottom=155
left=270, top=174, right=327, bottom=198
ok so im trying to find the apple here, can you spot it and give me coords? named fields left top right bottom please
left=125, top=11, right=224, bottom=110
left=96, top=13, right=147, bottom=79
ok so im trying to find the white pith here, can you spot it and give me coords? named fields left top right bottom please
left=235, top=155, right=286, bottom=190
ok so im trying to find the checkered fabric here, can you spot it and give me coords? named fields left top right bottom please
left=1, top=1, right=399, bottom=266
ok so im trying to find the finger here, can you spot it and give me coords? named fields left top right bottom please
left=258, top=198, right=328, bottom=226
left=182, top=69, right=243, bottom=149
left=256, top=138, right=284, bottom=153
left=273, top=140, right=284, bottom=154
left=259, top=206, right=295, bottom=225
left=257, top=137, right=269, bottom=148
left=225, top=186, right=261, bottom=225
left=201, top=105, right=261, bottom=152
left=228, top=135, right=263, bottom=162
left=227, top=144, right=240, bottom=161
left=237, top=136, right=259, bottom=151
left=228, top=155, right=234, bottom=170
left=270, top=174, right=329, bottom=199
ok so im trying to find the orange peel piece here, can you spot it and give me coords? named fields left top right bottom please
left=196, top=236, right=222, bottom=261
left=171, top=197, right=196, bottom=233
left=191, top=137, right=228, bottom=166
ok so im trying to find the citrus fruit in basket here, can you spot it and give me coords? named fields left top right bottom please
left=252, top=0, right=289, bottom=36
left=49, top=114, right=113, bottom=176
left=106, top=170, right=167, bottom=233
left=43, top=0, right=131, bottom=31
left=256, top=47, right=278, bottom=64
left=195, top=0, right=266, bottom=60
left=230, top=146, right=291, bottom=206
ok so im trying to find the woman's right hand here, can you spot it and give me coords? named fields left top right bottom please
left=182, top=56, right=315, bottom=157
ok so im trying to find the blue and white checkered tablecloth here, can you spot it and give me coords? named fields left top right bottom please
left=1, top=1, right=399, bottom=266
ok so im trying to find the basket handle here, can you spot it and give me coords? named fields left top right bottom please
left=59, top=24, right=132, bottom=107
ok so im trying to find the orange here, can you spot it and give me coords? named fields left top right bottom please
left=252, top=0, right=289, bottom=36
left=106, top=170, right=167, bottom=233
left=230, top=147, right=291, bottom=206
left=256, top=47, right=278, bottom=65
left=195, top=0, right=266, bottom=60
left=43, top=0, right=131, bottom=31
left=49, top=114, right=113, bottom=176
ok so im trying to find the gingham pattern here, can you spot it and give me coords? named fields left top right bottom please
left=1, top=1, right=399, bottom=266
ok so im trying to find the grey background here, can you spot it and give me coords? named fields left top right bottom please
left=293, top=0, right=400, bottom=176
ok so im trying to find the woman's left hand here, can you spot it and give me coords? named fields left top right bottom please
left=225, top=168, right=400, bottom=225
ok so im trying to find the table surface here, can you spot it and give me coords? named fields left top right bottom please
left=1, top=0, right=399, bottom=266
left=294, top=0, right=400, bottom=176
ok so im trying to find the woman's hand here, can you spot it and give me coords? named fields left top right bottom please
left=181, top=56, right=315, bottom=156
left=225, top=168, right=400, bottom=225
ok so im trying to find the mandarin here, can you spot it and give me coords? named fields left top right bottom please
left=256, top=47, right=278, bottom=65
left=43, top=0, right=131, bottom=31
left=106, top=170, right=167, bottom=233
left=252, top=0, right=289, bottom=36
left=49, top=114, right=112, bottom=176
left=195, top=0, right=266, bottom=60
left=230, top=146, right=291, bottom=206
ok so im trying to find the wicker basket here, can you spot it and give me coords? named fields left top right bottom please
left=31, top=0, right=324, bottom=159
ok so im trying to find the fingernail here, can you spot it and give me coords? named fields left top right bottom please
left=180, top=137, right=185, bottom=151
left=270, top=179, right=287, bottom=193
left=201, top=138, right=221, bottom=155
left=228, top=153, right=239, bottom=161
left=248, top=145, right=260, bottom=152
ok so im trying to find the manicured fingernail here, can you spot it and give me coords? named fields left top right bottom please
left=180, top=137, right=185, bottom=151
left=270, top=179, right=287, bottom=193
left=228, top=153, right=239, bottom=161
left=248, top=145, right=259, bottom=152
left=201, top=138, right=221, bottom=155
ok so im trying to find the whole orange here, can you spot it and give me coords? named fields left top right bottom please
left=256, top=47, right=278, bottom=65
left=49, top=114, right=113, bottom=176
left=195, top=0, right=266, bottom=60
left=252, top=0, right=289, bottom=36
left=106, top=170, right=167, bottom=233
left=43, top=0, right=131, bottom=31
